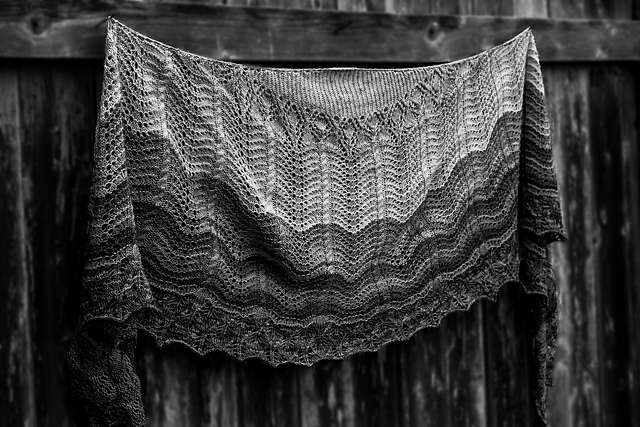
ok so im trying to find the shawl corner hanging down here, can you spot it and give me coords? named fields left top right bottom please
left=68, top=18, right=566, bottom=427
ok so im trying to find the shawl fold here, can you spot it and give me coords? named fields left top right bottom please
left=69, top=17, right=566, bottom=426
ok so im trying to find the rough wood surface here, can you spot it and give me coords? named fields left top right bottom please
left=444, top=307, right=486, bottom=427
left=544, top=2, right=639, bottom=427
left=198, top=352, right=240, bottom=427
left=0, top=65, right=37, bottom=427
left=549, top=0, right=632, bottom=19
left=483, top=285, right=532, bottom=427
left=354, top=348, right=403, bottom=427
left=137, top=334, right=202, bottom=427
left=629, top=61, right=640, bottom=427
left=544, top=66, right=602, bottom=427
left=513, top=0, right=547, bottom=17
left=236, top=359, right=299, bottom=427
left=399, top=328, right=449, bottom=427
left=0, top=4, right=639, bottom=61
left=17, top=63, right=96, bottom=427
left=588, top=64, right=640, bottom=427
left=1, top=1, right=640, bottom=427
left=400, top=308, right=486, bottom=427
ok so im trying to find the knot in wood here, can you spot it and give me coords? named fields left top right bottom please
left=28, top=13, right=50, bottom=36
left=426, top=21, right=441, bottom=41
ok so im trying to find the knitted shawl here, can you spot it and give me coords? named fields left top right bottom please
left=69, top=17, right=566, bottom=427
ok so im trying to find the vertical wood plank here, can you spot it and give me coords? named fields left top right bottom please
left=483, top=285, right=532, bottom=427
left=0, top=64, right=37, bottom=427
left=363, top=0, right=387, bottom=12
left=199, top=352, right=240, bottom=427
left=550, top=0, right=630, bottom=19
left=351, top=346, right=402, bottom=427
left=299, top=365, right=323, bottom=427
left=544, top=65, right=601, bottom=427
left=444, top=307, right=487, bottom=427
left=585, top=5, right=637, bottom=427
left=267, top=364, right=300, bottom=427
left=392, top=0, right=476, bottom=15
left=588, top=64, right=640, bottom=427
left=337, top=0, right=369, bottom=11
left=472, top=0, right=513, bottom=15
left=400, top=327, right=450, bottom=427
left=307, top=0, right=339, bottom=10
left=583, top=0, right=632, bottom=18
left=430, top=0, right=474, bottom=14
left=477, top=2, right=540, bottom=427
left=629, top=61, right=640, bottom=427
left=18, top=62, right=96, bottom=427
left=389, top=0, right=431, bottom=14
left=137, top=335, right=202, bottom=427
left=547, top=3, right=638, bottom=427
left=299, top=358, right=357, bottom=427
left=236, top=359, right=300, bottom=427
left=513, top=0, right=548, bottom=17
left=298, top=342, right=403, bottom=427
left=545, top=6, right=598, bottom=427
left=548, top=0, right=585, bottom=17
left=399, top=308, right=487, bottom=427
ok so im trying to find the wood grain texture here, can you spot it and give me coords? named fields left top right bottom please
left=400, top=307, right=486, bottom=427
left=544, top=66, right=601, bottom=427
left=430, top=0, right=474, bottom=15
left=337, top=0, right=369, bottom=11
left=482, top=285, right=532, bottom=427
left=137, top=334, right=203, bottom=427
left=389, top=0, right=431, bottom=14
left=299, top=358, right=357, bottom=427
left=350, top=347, right=403, bottom=427
left=513, top=0, right=548, bottom=17
left=1, top=2, right=639, bottom=427
left=264, top=364, right=300, bottom=427
left=17, top=63, right=96, bottom=427
left=549, top=0, right=631, bottom=18
left=0, top=4, right=639, bottom=61
left=0, top=65, right=37, bottom=427
left=399, top=328, right=449, bottom=427
left=236, top=359, right=300, bottom=427
left=545, top=5, right=600, bottom=427
left=199, top=352, right=240, bottom=427
left=588, top=64, right=640, bottom=427
left=546, top=3, right=639, bottom=427
left=629, top=61, right=640, bottom=427
left=299, top=328, right=403, bottom=427
left=443, top=307, right=486, bottom=427
left=472, top=0, right=513, bottom=15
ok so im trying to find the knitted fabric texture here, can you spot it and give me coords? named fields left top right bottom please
left=69, top=17, right=566, bottom=427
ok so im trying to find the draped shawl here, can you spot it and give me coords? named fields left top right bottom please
left=69, top=17, right=566, bottom=427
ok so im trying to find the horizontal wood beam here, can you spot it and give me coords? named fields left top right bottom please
left=0, top=3, right=639, bottom=62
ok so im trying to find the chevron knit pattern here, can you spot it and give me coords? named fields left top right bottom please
left=68, top=18, right=565, bottom=427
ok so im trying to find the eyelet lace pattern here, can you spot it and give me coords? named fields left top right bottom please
left=68, top=18, right=565, bottom=427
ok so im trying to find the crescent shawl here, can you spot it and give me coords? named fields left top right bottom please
left=68, top=18, right=566, bottom=427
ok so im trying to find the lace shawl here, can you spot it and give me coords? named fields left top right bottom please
left=69, top=17, right=566, bottom=426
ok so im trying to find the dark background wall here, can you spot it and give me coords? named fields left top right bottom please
left=1, top=1, right=639, bottom=426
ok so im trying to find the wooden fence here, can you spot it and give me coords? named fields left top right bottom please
left=1, top=1, right=639, bottom=426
